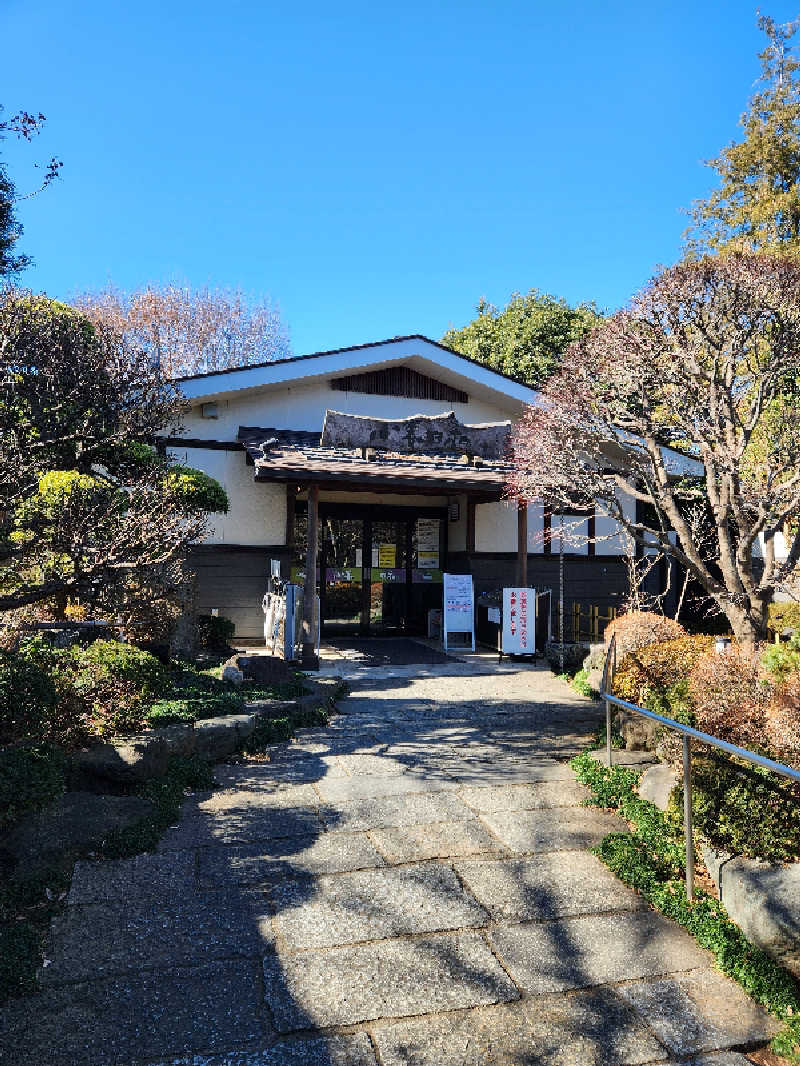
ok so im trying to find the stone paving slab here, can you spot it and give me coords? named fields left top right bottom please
left=41, top=891, right=273, bottom=984
left=318, top=791, right=476, bottom=832
left=490, top=911, right=712, bottom=993
left=157, top=806, right=324, bottom=849
left=438, top=759, right=578, bottom=786
left=145, top=1033, right=378, bottom=1066
left=481, top=807, right=627, bottom=853
left=454, top=853, right=645, bottom=922
left=314, top=772, right=457, bottom=803
left=368, top=819, right=505, bottom=863
left=616, top=967, right=781, bottom=1055
left=262, top=933, right=519, bottom=1031
left=370, top=987, right=667, bottom=1065
left=199, top=783, right=323, bottom=811
left=271, top=863, right=489, bottom=949
left=68, top=848, right=196, bottom=904
left=459, top=780, right=590, bottom=812
left=0, top=960, right=266, bottom=1066
left=197, top=832, right=385, bottom=886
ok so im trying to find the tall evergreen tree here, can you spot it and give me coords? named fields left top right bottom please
left=441, top=290, right=601, bottom=389
left=687, top=14, right=800, bottom=255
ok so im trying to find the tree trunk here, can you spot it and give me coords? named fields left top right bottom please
left=723, top=597, right=769, bottom=650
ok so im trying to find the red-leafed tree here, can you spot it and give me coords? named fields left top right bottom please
left=508, top=253, right=800, bottom=648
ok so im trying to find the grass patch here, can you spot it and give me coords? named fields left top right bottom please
left=571, top=749, right=800, bottom=1062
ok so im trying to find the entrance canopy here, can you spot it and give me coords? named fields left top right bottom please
left=238, top=410, right=513, bottom=497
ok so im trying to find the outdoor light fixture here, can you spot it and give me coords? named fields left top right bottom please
left=448, top=500, right=460, bottom=522
left=715, top=636, right=731, bottom=654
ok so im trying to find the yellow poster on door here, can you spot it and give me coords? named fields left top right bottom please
left=378, top=543, right=396, bottom=567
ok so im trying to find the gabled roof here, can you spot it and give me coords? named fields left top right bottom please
left=176, top=334, right=538, bottom=411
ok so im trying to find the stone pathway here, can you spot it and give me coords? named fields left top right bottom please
left=0, top=661, right=780, bottom=1066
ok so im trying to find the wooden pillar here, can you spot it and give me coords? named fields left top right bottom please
left=517, top=499, right=528, bottom=587
left=301, top=483, right=319, bottom=669
left=466, top=498, right=476, bottom=554
left=285, top=484, right=297, bottom=553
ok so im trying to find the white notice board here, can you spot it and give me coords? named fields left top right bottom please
left=443, top=573, right=475, bottom=652
left=502, top=587, right=536, bottom=655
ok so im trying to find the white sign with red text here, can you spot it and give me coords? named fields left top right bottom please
left=502, top=587, right=536, bottom=655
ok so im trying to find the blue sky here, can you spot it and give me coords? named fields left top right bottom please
left=2, top=1, right=797, bottom=355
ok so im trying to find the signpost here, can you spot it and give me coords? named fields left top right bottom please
left=443, top=572, right=475, bottom=652
left=501, top=587, right=537, bottom=656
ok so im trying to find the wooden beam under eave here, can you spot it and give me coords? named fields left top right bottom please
left=517, top=500, right=528, bottom=587
left=301, top=483, right=319, bottom=669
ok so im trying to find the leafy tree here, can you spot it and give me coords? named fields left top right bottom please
left=509, top=254, right=800, bottom=648
left=0, top=289, right=227, bottom=625
left=0, top=108, right=61, bottom=277
left=686, top=14, right=800, bottom=255
left=76, top=282, right=292, bottom=378
left=441, top=290, right=602, bottom=388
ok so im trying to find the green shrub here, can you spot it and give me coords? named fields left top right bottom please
left=196, top=614, right=236, bottom=649
left=613, top=634, right=715, bottom=706
left=0, top=639, right=59, bottom=745
left=571, top=667, right=596, bottom=698
left=691, top=755, right=800, bottom=863
left=75, top=640, right=168, bottom=696
left=145, top=688, right=245, bottom=727
left=763, top=630, right=800, bottom=682
left=0, top=743, right=66, bottom=832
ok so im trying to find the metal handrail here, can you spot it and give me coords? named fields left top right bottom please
left=600, top=633, right=800, bottom=901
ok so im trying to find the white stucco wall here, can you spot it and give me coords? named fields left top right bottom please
left=180, top=381, right=514, bottom=441
left=475, top=501, right=517, bottom=552
left=167, top=446, right=286, bottom=546
left=595, top=489, right=636, bottom=556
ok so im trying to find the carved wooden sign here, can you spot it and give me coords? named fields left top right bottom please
left=321, top=409, right=511, bottom=459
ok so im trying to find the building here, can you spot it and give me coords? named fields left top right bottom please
left=168, top=335, right=667, bottom=655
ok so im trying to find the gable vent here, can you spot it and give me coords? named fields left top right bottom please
left=330, top=365, right=468, bottom=404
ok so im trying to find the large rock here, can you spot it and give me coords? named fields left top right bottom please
left=72, top=734, right=171, bottom=785
left=0, top=792, right=155, bottom=880
left=637, top=764, right=679, bottom=811
left=616, top=707, right=659, bottom=751
left=193, top=716, right=248, bottom=760
left=702, top=845, right=800, bottom=978
left=582, top=643, right=607, bottom=695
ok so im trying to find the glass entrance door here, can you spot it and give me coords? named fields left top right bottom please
left=320, top=517, right=363, bottom=635
left=366, top=519, right=408, bottom=634
left=317, top=509, right=445, bottom=638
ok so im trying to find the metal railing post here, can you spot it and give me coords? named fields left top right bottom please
left=682, top=735, right=694, bottom=902
left=606, top=697, right=613, bottom=768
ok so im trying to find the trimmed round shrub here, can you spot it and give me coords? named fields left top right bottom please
left=604, top=611, right=686, bottom=664
left=65, top=640, right=170, bottom=737
left=688, top=645, right=773, bottom=753
left=613, top=634, right=715, bottom=706
left=74, top=640, right=168, bottom=695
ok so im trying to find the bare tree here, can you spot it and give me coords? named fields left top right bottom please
left=509, top=254, right=800, bottom=648
left=76, top=283, right=291, bottom=378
